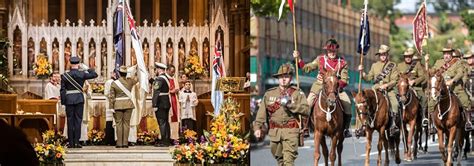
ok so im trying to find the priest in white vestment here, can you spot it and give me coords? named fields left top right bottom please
left=166, top=65, right=180, bottom=140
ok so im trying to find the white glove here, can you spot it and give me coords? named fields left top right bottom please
left=80, top=63, right=90, bottom=70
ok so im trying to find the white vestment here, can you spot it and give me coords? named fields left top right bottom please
left=178, top=90, right=198, bottom=120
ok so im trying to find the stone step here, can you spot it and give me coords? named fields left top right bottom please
left=64, top=146, right=175, bottom=166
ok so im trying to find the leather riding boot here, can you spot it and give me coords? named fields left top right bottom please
left=429, top=112, right=437, bottom=135
left=355, top=125, right=366, bottom=138
left=343, top=114, right=352, bottom=138
left=389, top=112, right=400, bottom=137
left=465, top=111, right=472, bottom=131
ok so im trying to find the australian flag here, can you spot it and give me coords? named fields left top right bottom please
left=113, top=0, right=124, bottom=77
left=357, top=11, right=371, bottom=55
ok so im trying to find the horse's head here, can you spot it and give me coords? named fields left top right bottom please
left=352, top=90, right=369, bottom=125
left=397, top=73, right=410, bottom=103
left=322, top=69, right=339, bottom=107
left=428, top=69, right=446, bottom=101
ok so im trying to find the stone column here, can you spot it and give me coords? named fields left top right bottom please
left=59, top=41, right=64, bottom=74
left=97, top=0, right=102, bottom=25
left=172, top=0, right=177, bottom=25
left=60, top=0, right=65, bottom=24
left=78, top=0, right=85, bottom=22
left=189, top=0, right=194, bottom=22
left=153, top=0, right=160, bottom=23
left=135, top=0, right=140, bottom=25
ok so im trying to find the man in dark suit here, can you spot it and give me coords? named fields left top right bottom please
left=151, top=62, right=171, bottom=147
left=60, top=56, right=98, bottom=148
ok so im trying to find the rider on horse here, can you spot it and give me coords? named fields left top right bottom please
left=357, top=44, right=400, bottom=137
left=397, top=48, right=428, bottom=125
left=293, top=38, right=353, bottom=138
left=428, top=46, right=472, bottom=133
left=253, top=63, right=310, bottom=166
left=463, top=51, right=474, bottom=128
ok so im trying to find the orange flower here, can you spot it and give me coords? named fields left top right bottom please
left=176, top=154, right=182, bottom=161
left=56, top=153, right=62, bottom=158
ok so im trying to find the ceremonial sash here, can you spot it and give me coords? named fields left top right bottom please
left=374, top=62, right=395, bottom=83
left=113, top=80, right=133, bottom=100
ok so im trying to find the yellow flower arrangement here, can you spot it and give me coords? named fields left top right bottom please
left=34, top=143, right=66, bottom=164
left=33, top=53, right=53, bottom=79
left=184, top=51, right=205, bottom=79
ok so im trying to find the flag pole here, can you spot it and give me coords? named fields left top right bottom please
left=358, top=0, right=368, bottom=94
left=292, top=2, right=299, bottom=89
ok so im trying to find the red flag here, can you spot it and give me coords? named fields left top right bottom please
left=413, top=3, right=427, bottom=54
left=288, top=0, right=294, bottom=13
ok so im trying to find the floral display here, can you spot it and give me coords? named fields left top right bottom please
left=35, top=130, right=66, bottom=164
left=170, top=97, right=250, bottom=164
left=87, top=129, right=105, bottom=145
left=184, top=51, right=205, bottom=79
left=91, top=82, right=105, bottom=94
left=42, top=130, right=66, bottom=145
left=33, top=53, right=53, bottom=79
left=137, top=130, right=160, bottom=145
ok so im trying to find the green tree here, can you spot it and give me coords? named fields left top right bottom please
left=251, top=0, right=289, bottom=17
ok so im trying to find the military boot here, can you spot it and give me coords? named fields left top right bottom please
left=389, top=112, right=400, bottom=137
left=355, top=125, right=366, bottom=138
left=343, top=114, right=352, bottom=138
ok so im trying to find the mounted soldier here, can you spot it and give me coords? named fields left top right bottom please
left=293, top=38, right=353, bottom=138
left=253, top=63, right=310, bottom=166
left=428, top=46, right=472, bottom=133
left=396, top=48, right=428, bottom=125
left=357, top=44, right=400, bottom=137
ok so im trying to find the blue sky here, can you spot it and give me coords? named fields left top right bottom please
left=394, top=0, right=436, bottom=13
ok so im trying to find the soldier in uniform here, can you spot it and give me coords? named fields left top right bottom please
left=60, top=56, right=98, bottom=148
left=151, top=62, right=172, bottom=147
left=428, top=46, right=472, bottom=132
left=253, top=64, right=310, bottom=166
left=108, top=66, right=138, bottom=148
left=357, top=44, right=400, bottom=137
left=463, top=51, right=474, bottom=128
left=396, top=48, right=428, bottom=125
left=293, top=38, right=352, bottom=138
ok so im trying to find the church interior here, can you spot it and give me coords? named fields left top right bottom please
left=0, top=0, right=250, bottom=147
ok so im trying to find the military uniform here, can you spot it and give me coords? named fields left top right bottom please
left=361, top=45, right=400, bottom=136
left=397, top=48, right=427, bottom=123
left=108, top=66, right=137, bottom=148
left=296, top=38, right=352, bottom=137
left=428, top=47, right=471, bottom=131
left=254, top=64, right=310, bottom=166
left=151, top=63, right=172, bottom=146
left=60, top=57, right=98, bottom=148
left=462, top=52, right=474, bottom=130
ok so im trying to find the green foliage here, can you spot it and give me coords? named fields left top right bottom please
left=437, top=12, right=456, bottom=34
left=251, top=0, right=289, bottom=18
left=389, top=28, right=411, bottom=63
left=423, top=31, right=467, bottom=66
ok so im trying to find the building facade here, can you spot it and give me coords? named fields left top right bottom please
left=250, top=0, right=390, bottom=96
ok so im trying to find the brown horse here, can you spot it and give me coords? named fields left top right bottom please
left=397, top=73, right=422, bottom=161
left=428, top=71, right=465, bottom=165
left=352, top=89, right=401, bottom=166
left=313, top=70, right=345, bottom=166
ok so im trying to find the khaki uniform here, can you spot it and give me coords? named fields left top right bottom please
left=109, top=76, right=138, bottom=147
left=463, top=65, right=474, bottom=105
left=302, top=55, right=352, bottom=115
left=397, top=61, right=427, bottom=111
left=363, top=61, right=400, bottom=113
left=254, top=86, right=310, bottom=166
left=428, top=59, right=470, bottom=112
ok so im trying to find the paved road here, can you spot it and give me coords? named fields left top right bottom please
left=251, top=131, right=474, bottom=165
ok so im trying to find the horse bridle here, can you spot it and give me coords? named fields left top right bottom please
left=319, top=75, right=340, bottom=122
left=430, top=75, right=453, bottom=120
left=355, top=89, right=384, bottom=128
